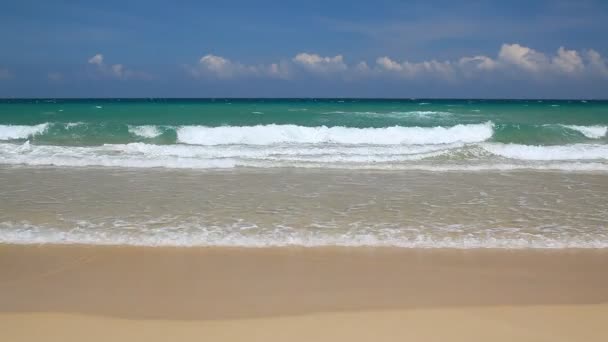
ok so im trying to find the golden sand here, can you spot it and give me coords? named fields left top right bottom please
left=1, top=245, right=607, bottom=341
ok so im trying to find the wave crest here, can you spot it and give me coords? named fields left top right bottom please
left=481, top=143, right=608, bottom=160
left=177, top=122, right=494, bottom=146
left=561, top=125, right=607, bottom=139
left=0, top=123, right=49, bottom=140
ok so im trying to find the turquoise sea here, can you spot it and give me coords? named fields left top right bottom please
left=1, top=99, right=608, bottom=248
left=1, top=98, right=607, bottom=170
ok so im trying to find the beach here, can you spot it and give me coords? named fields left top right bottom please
left=2, top=0, right=608, bottom=338
left=1, top=99, right=608, bottom=340
left=1, top=245, right=608, bottom=341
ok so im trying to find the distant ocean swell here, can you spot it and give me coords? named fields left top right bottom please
left=0, top=121, right=607, bottom=170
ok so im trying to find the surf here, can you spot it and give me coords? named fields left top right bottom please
left=176, top=122, right=495, bottom=145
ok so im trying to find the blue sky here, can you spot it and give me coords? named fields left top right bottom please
left=1, top=0, right=608, bottom=98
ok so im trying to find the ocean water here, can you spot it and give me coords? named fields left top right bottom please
left=0, top=98, right=607, bottom=248
left=1, top=98, right=607, bottom=170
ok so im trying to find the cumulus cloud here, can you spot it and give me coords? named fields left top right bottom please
left=497, top=43, right=548, bottom=72
left=186, top=54, right=290, bottom=79
left=87, top=53, right=151, bottom=80
left=292, top=53, right=347, bottom=73
left=88, top=54, right=104, bottom=66
left=185, top=44, right=608, bottom=82
left=375, top=57, right=454, bottom=79
left=458, top=56, right=498, bottom=71
left=197, top=54, right=256, bottom=79
left=375, top=56, right=403, bottom=72
left=585, top=49, right=608, bottom=76
left=354, top=61, right=370, bottom=72
left=368, top=44, right=608, bottom=80
left=552, top=47, right=584, bottom=74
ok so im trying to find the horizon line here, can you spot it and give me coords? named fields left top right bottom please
left=1, top=97, right=606, bottom=101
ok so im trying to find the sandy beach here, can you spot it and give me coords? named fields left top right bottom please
left=1, top=245, right=607, bottom=341
left=3, top=1, right=608, bottom=340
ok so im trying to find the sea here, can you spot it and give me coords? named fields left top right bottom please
left=1, top=98, right=607, bottom=248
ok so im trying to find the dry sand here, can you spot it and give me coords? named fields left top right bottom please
left=1, top=245, right=608, bottom=341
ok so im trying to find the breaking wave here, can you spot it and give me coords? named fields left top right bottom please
left=177, top=122, right=494, bottom=145
left=561, top=125, right=607, bottom=139
left=0, top=123, right=49, bottom=140
left=1, top=140, right=607, bottom=171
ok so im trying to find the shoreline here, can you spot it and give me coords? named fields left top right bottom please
left=3, top=168, right=608, bottom=249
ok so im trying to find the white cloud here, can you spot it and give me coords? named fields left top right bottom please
left=186, top=54, right=291, bottom=80
left=292, top=53, right=347, bottom=73
left=585, top=49, right=608, bottom=76
left=496, top=44, right=586, bottom=75
left=184, top=44, right=608, bottom=82
left=458, top=56, right=498, bottom=71
left=374, top=44, right=607, bottom=80
left=552, top=47, right=584, bottom=73
left=197, top=54, right=248, bottom=79
left=498, top=43, right=549, bottom=72
left=199, top=55, right=232, bottom=76
left=376, top=56, right=403, bottom=72
left=374, top=57, right=454, bottom=79
left=87, top=53, right=151, bottom=80
left=88, top=54, right=104, bottom=65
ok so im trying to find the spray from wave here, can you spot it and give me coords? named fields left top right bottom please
left=128, top=125, right=163, bottom=138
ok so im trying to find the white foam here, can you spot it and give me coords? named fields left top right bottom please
left=1, top=141, right=608, bottom=171
left=1, top=220, right=606, bottom=249
left=481, top=143, right=608, bottom=160
left=128, top=125, right=163, bottom=138
left=0, top=141, right=461, bottom=169
left=0, top=123, right=49, bottom=140
left=561, top=125, right=607, bottom=139
left=323, top=110, right=452, bottom=118
left=391, top=111, right=452, bottom=116
left=110, top=141, right=462, bottom=159
left=177, top=123, right=494, bottom=146
left=65, top=122, right=84, bottom=128
left=0, top=142, right=236, bottom=169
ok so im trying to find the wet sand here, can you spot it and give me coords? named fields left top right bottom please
left=1, top=245, right=608, bottom=341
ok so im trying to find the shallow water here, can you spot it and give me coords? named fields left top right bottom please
left=1, top=167, right=606, bottom=248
